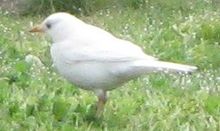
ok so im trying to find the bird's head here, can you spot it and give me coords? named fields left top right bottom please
left=30, top=12, right=83, bottom=42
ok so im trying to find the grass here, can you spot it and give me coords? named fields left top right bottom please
left=0, top=1, right=220, bottom=130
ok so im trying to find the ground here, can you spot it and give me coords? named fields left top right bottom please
left=0, top=2, right=220, bottom=130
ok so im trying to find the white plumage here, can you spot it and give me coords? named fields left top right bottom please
left=30, top=12, right=197, bottom=117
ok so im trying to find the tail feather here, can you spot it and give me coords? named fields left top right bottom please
left=134, top=60, right=197, bottom=74
left=116, top=60, right=197, bottom=82
left=153, top=61, right=197, bottom=74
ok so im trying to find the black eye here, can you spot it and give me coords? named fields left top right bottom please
left=46, top=23, right=52, bottom=29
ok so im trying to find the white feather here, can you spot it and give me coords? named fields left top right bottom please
left=39, top=12, right=197, bottom=91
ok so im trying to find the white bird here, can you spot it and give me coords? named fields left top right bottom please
left=30, top=12, right=197, bottom=117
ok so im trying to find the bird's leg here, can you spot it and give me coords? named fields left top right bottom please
left=95, top=90, right=107, bottom=118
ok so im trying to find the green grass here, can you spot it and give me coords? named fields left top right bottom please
left=0, top=2, right=220, bottom=130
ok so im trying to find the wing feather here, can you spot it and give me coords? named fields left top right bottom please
left=61, top=39, right=156, bottom=63
left=57, top=22, right=156, bottom=63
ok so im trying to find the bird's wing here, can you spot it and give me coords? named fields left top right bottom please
left=60, top=38, right=156, bottom=63
left=57, top=22, right=157, bottom=63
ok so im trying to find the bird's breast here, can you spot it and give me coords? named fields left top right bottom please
left=50, top=45, right=124, bottom=90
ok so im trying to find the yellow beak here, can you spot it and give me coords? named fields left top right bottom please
left=29, top=24, right=44, bottom=32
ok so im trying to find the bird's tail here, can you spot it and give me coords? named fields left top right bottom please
left=134, top=60, right=197, bottom=74
left=153, top=61, right=197, bottom=74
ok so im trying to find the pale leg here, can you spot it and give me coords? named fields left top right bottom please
left=95, top=90, right=107, bottom=117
